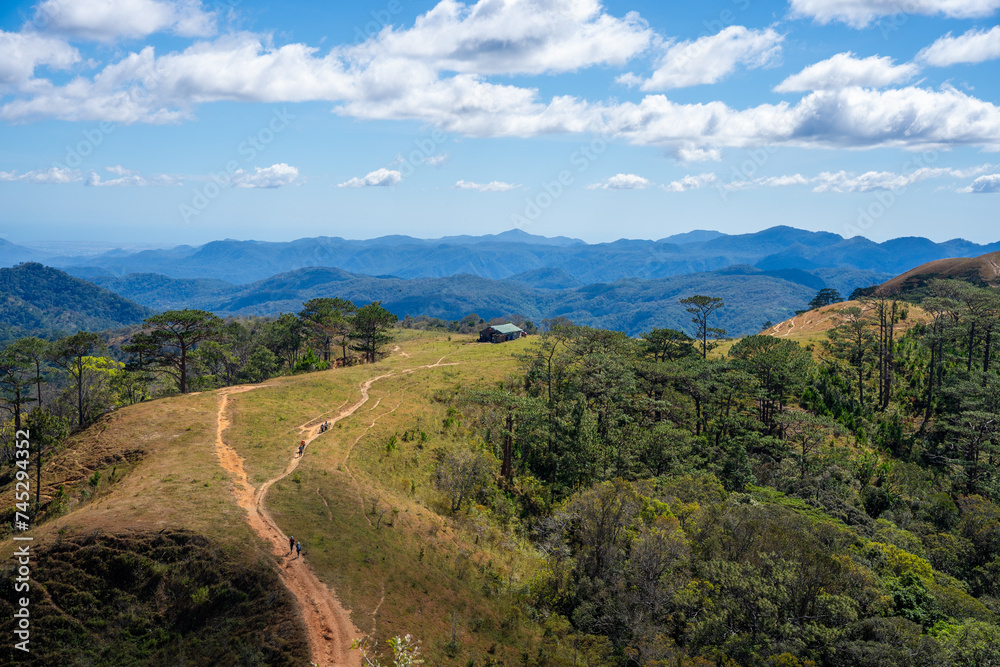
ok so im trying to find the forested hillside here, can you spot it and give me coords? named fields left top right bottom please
left=0, top=263, right=153, bottom=343
left=86, top=266, right=822, bottom=336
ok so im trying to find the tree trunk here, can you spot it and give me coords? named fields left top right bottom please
left=984, top=326, right=993, bottom=374
left=179, top=342, right=188, bottom=394
left=924, top=341, right=936, bottom=424
left=35, top=359, right=42, bottom=409
left=76, top=362, right=84, bottom=428
left=968, top=322, right=977, bottom=372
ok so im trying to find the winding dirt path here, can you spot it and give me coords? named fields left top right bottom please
left=213, top=356, right=457, bottom=666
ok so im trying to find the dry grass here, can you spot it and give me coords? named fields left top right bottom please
left=258, top=332, right=545, bottom=663
left=0, top=330, right=552, bottom=665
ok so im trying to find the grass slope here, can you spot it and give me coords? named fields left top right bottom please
left=1, top=332, right=553, bottom=665
left=0, top=391, right=309, bottom=665
left=226, top=332, right=546, bottom=663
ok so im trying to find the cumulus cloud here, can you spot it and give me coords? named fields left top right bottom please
left=455, top=179, right=520, bottom=192
left=346, top=0, right=652, bottom=76
left=0, top=167, right=82, bottom=183
left=0, top=31, right=80, bottom=87
left=960, top=173, right=1000, bottom=192
left=602, top=85, right=1000, bottom=153
left=918, top=26, right=1000, bottom=66
left=774, top=53, right=919, bottom=92
left=620, top=26, right=782, bottom=91
left=33, top=0, right=217, bottom=41
left=675, top=146, right=722, bottom=163
left=338, top=168, right=402, bottom=188
left=661, top=173, right=716, bottom=192
left=2, top=3, right=1000, bottom=155
left=789, top=0, right=1000, bottom=28
left=587, top=173, right=651, bottom=190
left=231, top=163, right=299, bottom=188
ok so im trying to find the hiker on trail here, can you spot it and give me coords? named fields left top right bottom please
left=288, top=535, right=295, bottom=555
left=299, top=441, right=305, bottom=456
left=295, top=541, right=302, bottom=558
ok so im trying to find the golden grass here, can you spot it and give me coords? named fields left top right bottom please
left=259, top=332, right=545, bottom=663
left=1, top=331, right=552, bottom=663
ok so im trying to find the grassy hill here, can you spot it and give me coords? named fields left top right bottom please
left=877, top=251, right=1000, bottom=296
left=1, top=333, right=551, bottom=665
left=0, top=390, right=309, bottom=665
left=762, top=300, right=931, bottom=349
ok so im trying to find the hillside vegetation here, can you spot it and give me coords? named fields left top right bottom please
left=5, top=252, right=1000, bottom=665
left=0, top=262, right=152, bottom=344
left=86, top=266, right=819, bottom=337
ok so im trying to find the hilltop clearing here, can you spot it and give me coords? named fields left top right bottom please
left=764, top=300, right=931, bottom=346
left=877, top=250, right=1000, bottom=297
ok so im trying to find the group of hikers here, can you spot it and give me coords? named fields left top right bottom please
left=288, top=535, right=302, bottom=558
left=296, top=421, right=331, bottom=456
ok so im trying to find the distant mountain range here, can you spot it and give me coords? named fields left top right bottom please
left=5, top=226, right=999, bottom=340
left=5, top=226, right=997, bottom=287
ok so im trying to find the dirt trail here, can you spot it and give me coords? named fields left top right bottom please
left=213, top=356, right=457, bottom=666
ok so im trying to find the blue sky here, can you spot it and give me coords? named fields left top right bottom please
left=1, top=0, right=999, bottom=247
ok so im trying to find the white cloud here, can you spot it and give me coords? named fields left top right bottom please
left=603, top=85, right=1000, bottom=152
left=918, top=26, right=1000, bottom=66
left=424, top=153, right=449, bottom=167
left=661, top=173, right=716, bottom=192
left=34, top=0, right=217, bottom=41
left=0, top=167, right=82, bottom=183
left=232, top=163, right=299, bottom=188
left=676, top=146, right=722, bottom=163
left=0, top=31, right=80, bottom=87
left=85, top=165, right=183, bottom=186
left=620, top=26, right=783, bottom=91
left=346, top=0, right=652, bottom=76
left=789, top=0, right=1000, bottom=28
left=960, top=173, right=1000, bottom=192
left=338, top=167, right=402, bottom=188
left=3, top=6, right=1000, bottom=155
left=587, top=173, right=651, bottom=190
left=455, top=179, right=520, bottom=192
left=774, top=53, right=919, bottom=92
left=721, top=165, right=996, bottom=192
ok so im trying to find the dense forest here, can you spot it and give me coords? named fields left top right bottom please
left=423, top=278, right=1000, bottom=666
left=4, top=276, right=1000, bottom=665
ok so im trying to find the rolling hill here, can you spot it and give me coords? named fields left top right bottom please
left=876, top=250, right=1000, bottom=296
left=0, top=263, right=153, bottom=342
left=0, top=333, right=553, bottom=665
left=84, top=265, right=818, bottom=337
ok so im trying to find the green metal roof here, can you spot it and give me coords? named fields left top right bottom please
left=488, top=324, right=524, bottom=334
